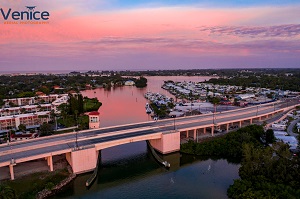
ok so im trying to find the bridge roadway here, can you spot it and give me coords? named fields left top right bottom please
left=0, top=100, right=299, bottom=167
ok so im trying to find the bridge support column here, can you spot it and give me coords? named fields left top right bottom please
left=9, top=165, right=14, bottom=180
left=239, top=121, right=242, bottom=128
left=186, top=131, right=189, bottom=138
left=47, top=155, right=53, bottom=171
left=203, top=128, right=206, bottom=134
left=150, top=131, right=180, bottom=154
left=250, top=119, right=252, bottom=124
left=193, top=129, right=196, bottom=140
left=226, top=123, right=229, bottom=132
left=66, top=147, right=97, bottom=174
left=211, top=126, right=214, bottom=136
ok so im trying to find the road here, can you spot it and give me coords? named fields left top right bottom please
left=287, top=118, right=300, bottom=137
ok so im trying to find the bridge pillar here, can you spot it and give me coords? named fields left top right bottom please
left=239, top=121, right=242, bottom=128
left=211, top=126, right=214, bottom=136
left=193, top=129, right=196, bottom=140
left=203, top=128, right=206, bottom=134
left=47, top=155, right=53, bottom=171
left=186, top=131, right=189, bottom=138
left=250, top=119, right=252, bottom=124
left=226, top=123, right=229, bottom=132
left=9, top=165, right=14, bottom=180
left=150, top=131, right=180, bottom=154
left=66, top=147, right=97, bottom=174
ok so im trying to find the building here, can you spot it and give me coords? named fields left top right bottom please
left=271, top=123, right=287, bottom=131
left=10, top=133, right=38, bottom=141
left=124, top=80, right=135, bottom=86
left=88, top=111, right=100, bottom=129
left=0, top=111, right=50, bottom=134
left=3, top=94, right=67, bottom=107
left=0, top=104, right=52, bottom=117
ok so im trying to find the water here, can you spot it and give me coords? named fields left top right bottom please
left=53, top=76, right=239, bottom=199
left=81, top=76, right=214, bottom=127
left=53, top=142, right=239, bottom=199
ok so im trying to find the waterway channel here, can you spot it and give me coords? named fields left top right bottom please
left=52, top=76, right=240, bottom=199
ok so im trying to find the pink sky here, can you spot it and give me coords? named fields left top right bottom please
left=0, top=3, right=300, bottom=71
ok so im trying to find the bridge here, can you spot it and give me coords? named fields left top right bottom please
left=0, top=99, right=299, bottom=180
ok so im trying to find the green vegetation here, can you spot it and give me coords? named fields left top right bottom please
left=57, top=94, right=100, bottom=130
left=2, top=169, right=69, bottom=199
left=135, top=76, right=147, bottom=88
left=18, top=124, right=26, bottom=133
left=181, top=124, right=299, bottom=198
left=0, top=72, right=148, bottom=99
left=39, top=122, right=54, bottom=136
left=228, top=142, right=300, bottom=198
left=206, top=71, right=300, bottom=92
left=150, top=102, right=173, bottom=118
left=181, top=125, right=265, bottom=159
left=265, top=129, right=276, bottom=143
left=83, top=97, right=102, bottom=112
left=0, top=184, right=16, bottom=199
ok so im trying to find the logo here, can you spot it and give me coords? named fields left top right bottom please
left=1, top=6, right=50, bottom=24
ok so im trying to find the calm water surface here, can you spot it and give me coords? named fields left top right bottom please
left=53, top=76, right=239, bottom=199
left=81, top=76, right=214, bottom=127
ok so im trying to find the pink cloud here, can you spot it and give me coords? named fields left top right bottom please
left=0, top=5, right=300, bottom=70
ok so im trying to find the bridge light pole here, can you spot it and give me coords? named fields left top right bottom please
left=213, top=104, right=216, bottom=126
left=198, top=104, right=201, bottom=114
left=190, top=98, right=192, bottom=116
left=172, top=115, right=176, bottom=130
left=74, top=129, right=78, bottom=150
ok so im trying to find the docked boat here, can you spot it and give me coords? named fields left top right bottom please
left=145, top=103, right=152, bottom=114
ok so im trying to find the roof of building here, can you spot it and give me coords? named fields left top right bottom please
left=89, top=111, right=100, bottom=116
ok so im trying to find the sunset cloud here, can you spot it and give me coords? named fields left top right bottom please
left=199, top=24, right=300, bottom=38
left=0, top=1, right=300, bottom=71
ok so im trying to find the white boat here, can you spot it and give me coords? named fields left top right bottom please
left=146, top=103, right=152, bottom=114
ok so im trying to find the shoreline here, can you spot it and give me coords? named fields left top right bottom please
left=36, top=166, right=76, bottom=199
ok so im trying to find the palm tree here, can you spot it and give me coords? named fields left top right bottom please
left=0, top=184, right=16, bottom=199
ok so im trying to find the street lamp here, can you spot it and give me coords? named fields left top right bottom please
left=172, top=115, right=176, bottom=130
left=74, top=129, right=78, bottom=150
left=198, top=104, right=201, bottom=114
left=190, top=98, right=192, bottom=116
left=213, top=104, right=216, bottom=125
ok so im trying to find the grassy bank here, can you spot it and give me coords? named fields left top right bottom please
left=2, top=169, right=69, bottom=199
left=83, top=98, right=102, bottom=112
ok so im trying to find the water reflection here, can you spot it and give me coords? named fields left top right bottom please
left=52, top=141, right=239, bottom=199
left=81, top=76, right=214, bottom=128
